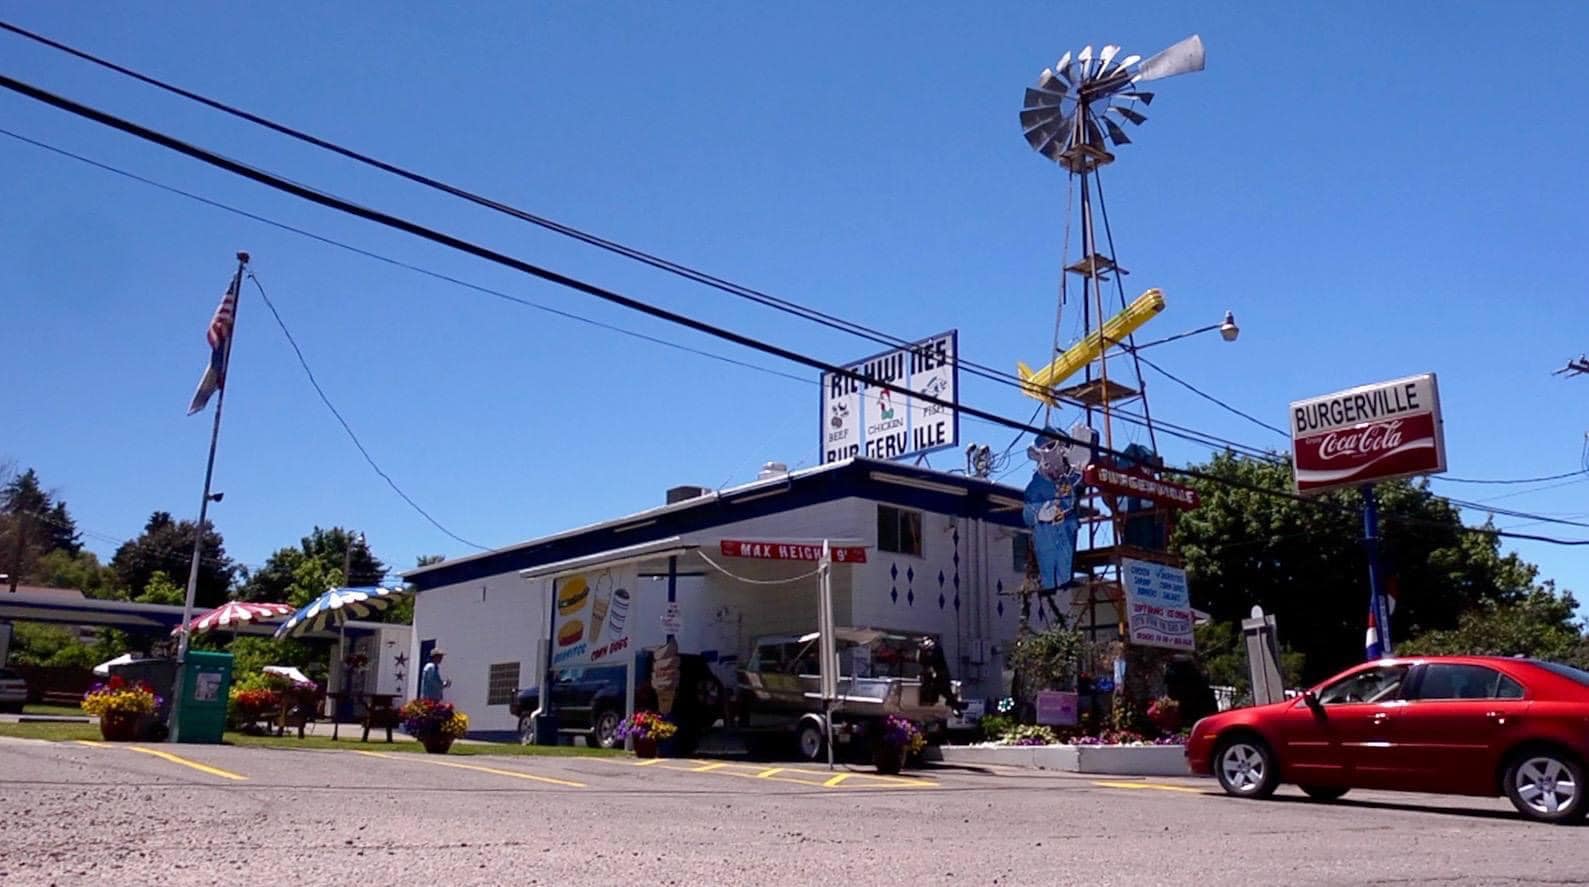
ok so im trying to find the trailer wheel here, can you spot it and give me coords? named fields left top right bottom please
left=797, top=721, right=826, bottom=762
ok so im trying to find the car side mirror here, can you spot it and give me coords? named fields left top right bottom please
left=1303, top=690, right=1324, bottom=716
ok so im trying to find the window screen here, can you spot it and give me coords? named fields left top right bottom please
left=486, top=662, right=521, bottom=706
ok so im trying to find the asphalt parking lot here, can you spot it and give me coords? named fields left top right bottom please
left=0, top=737, right=1580, bottom=886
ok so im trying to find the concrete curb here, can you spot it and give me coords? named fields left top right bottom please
left=929, top=743, right=1190, bottom=776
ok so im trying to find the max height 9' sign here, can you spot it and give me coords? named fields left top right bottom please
left=1289, top=373, right=1447, bottom=493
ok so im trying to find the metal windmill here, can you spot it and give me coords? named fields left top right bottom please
left=1014, top=36, right=1205, bottom=651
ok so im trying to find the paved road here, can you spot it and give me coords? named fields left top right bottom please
left=0, top=737, right=1577, bottom=886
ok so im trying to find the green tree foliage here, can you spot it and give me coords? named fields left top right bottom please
left=1, top=465, right=83, bottom=587
left=110, top=511, right=236, bottom=609
left=32, top=549, right=121, bottom=599
left=1193, top=620, right=1306, bottom=702
left=133, top=570, right=185, bottom=606
left=1174, top=452, right=1552, bottom=683
left=1400, top=584, right=1588, bottom=667
left=9, top=623, right=98, bottom=668
left=239, top=526, right=387, bottom=602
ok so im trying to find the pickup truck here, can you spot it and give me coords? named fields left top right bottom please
left=510, top=665, right=627, bottom=748
left=736, top=627, right=961, bottom=761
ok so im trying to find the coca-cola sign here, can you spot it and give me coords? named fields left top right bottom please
left=1290, top=374, right=1446, bottom=493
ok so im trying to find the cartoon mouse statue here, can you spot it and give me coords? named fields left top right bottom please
left=1022, top=422, right=1098, bottom=591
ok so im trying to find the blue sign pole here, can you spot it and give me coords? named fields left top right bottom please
left=1362, top=484, right=1392, bottom=659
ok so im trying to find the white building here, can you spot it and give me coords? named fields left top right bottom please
left=404, top=458, right=1048, bottom=739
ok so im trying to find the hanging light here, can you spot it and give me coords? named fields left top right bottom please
left=1219, top=311, right=1240, bottom=342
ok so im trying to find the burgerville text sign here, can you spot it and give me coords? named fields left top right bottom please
left=1289, top=373, right=1447, bottom=493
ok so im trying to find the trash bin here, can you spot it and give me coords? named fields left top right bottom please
left=170, top=650, right=234, bottom=744
left=107, top=658, right=178, bottom=741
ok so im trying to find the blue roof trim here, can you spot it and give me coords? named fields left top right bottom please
left=408, top=459, right=1026, bottom=591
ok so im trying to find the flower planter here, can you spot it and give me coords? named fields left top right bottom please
left=873, top=744, right=907, bottom=775
left=99, top=712, right=139, bottom=742
left=633, top=737, right=658, bottom=759
left=420, top=734, right=455, bottom=755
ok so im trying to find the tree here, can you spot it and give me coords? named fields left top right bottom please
left=110, top=511, right=236, bottom=609
left=133, top=570, right=185, bottom=606
left=239, top=526, right=387, bottom=603
left=1, top=465, right=83, bottom=590
left=1401, top=584, right=1589, bottom=668
left=1173, top=452, right=1550, bottom=683
left=8, top=622, right=98, bottom=668
left=32, top=549, right=122, bottom=599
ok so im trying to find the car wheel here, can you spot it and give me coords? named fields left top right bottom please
left=797, top=722, right=826, bottom=762
left=1299, top=785, right=1349, bottom=802
left=1215, top=736, right=1279, bottom=799
left=593, top=710, right=622, bottom=749
left=518, top=715, right=535, bottom=746
left=1505, top=751, right=1587, bottom=824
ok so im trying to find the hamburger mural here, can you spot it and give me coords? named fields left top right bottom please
left=552, top=568, right=634, bottom=668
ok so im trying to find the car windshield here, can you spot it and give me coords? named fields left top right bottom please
left=1316, top=665, right=1408, bottom=704
left=1531, top=660, right=1589, bottom=688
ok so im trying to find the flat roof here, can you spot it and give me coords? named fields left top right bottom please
left=403, top=457, right=1027, bottom=591
left=0, top=586, right=395, bottom=638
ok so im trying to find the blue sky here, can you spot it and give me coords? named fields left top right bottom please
left=3, top=3, right=1586, bottom=603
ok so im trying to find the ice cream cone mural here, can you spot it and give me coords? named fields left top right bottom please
left=589, top=575, right=612, bottom=645
left=653, top=639, right=681, bottom=716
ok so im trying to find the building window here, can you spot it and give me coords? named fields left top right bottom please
left=877, top=505, right=923, bottom=556
left=486, top=662, right=520, bottom=706
left=1013, top=532, right=1032, bottom=572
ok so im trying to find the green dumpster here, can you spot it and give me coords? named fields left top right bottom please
left=170, top=650, right=234, bottom=744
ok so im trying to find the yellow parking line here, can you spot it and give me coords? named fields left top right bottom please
left=75, top=740, right=110, bottom=748
left=1092, top=780, right=1202, bottom=794
left=823, top=773, right=851, bottom=787
left=584, top=755, right=935, bottom=788
left=356, top=749, right=584, bottom=788
left=127, top=746, right=247, bottom=781
left=690, top=761, right=730, bottom=772
left=631, top=757, right=666, bottom=767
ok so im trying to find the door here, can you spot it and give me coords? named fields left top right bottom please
left=1308, top=663, right=1413, bottom=789
left=1391, top=663, right=1530, bottom=795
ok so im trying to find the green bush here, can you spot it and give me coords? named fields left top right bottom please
left=978, top=713, right=1015, bottom=742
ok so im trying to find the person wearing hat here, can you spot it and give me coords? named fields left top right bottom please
left=419, top=648, right=451, bottom=701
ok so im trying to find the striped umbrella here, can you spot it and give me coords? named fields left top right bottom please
left=275, top=586, right=408, bottom=741
left=171, top=600, right=294, bottom=636
left=273, top=586, right=408, bottom=639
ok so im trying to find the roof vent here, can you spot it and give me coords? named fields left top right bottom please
left=757, top=461, right=790, bottom=480
left=665, top=485, right=713, bottom=505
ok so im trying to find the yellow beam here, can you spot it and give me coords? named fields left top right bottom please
left=1018, top=288, right=1166, bottom=404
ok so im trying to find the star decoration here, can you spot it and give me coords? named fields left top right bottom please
left=393, top=653, right=408, bottom=667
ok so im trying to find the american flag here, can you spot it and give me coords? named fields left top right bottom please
left=1365, top=574, right=1398, bottom=659
left=187, top=279, right=238, bottom=414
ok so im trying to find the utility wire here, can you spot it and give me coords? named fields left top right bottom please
left=1434, top=469, right=1589, bottom=486
left=0, top=128, right=813, bottom=389
left=4, top=73, right=1586, bottom=548
left=0, top=19, right=1281, bottom=463
left=1133, top=353, right=1290, bottom=438
left=246, top=273, right=489, bottom=551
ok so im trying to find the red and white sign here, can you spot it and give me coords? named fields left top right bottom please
left=718, top=540, right=868, bottom=563
left=1289, top=373, right=1446, bottom=493
left=1084, top=463, right=1200, bottom=510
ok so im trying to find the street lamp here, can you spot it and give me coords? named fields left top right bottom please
left=1114, top=310, right=1240, bottom=352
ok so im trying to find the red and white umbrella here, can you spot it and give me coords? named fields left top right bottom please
left=172, top=601, right=295, bottom=636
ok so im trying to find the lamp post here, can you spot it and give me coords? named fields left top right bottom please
left=1120, top=310, right=1239, bottom=352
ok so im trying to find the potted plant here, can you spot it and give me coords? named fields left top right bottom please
left=874, top=715, right=926, bottom=775
left=399, top=698, right=470, bottom=753
left=1146, top=696, right=1182, bottom=735
left=616, top=711, right=677, bottom=758
left=81, top=676, right=161, bottom=741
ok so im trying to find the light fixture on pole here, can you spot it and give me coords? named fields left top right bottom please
left=1121, top=311, right=1240, bottom=351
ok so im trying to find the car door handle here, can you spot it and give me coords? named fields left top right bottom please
left=1371, top=712, right=1390, bottom=724
left=1486, top=710, right=1508, bottom=724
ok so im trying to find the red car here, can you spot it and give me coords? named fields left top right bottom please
left=1186, top=656, right=1589, bottom=823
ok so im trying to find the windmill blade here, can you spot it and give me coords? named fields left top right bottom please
left=1024, top=86, right=1064, bottom=109
left=1020, top=107, right=1063, bottom=129
left=1135, top=34, right=1205, bottom=82
left=1109, top=104, right=1148, bottom=126
left=1099, top=45, right=1121, bottom=74
left=1120, top=91, right=1154, bottom=105
left=1102, top=117, right=1132, bottom=146
left=1076, top=45, right=1093, bottom=79
left=1116, top=53, right=1142, bottom=72
left=1054, top=50, right=1073, bottom=83
left=1035, top=68, right=1068, bottom=96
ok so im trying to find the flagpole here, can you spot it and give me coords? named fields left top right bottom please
left=171, top=250, right=249, bottom=742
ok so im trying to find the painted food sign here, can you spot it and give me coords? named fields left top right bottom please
left=820, top=331, right=959, bottom=464
left=1289, top=373, right=1446, bottom=493
left=552, top=567, right=635, bottom=668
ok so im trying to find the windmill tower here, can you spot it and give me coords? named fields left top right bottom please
left=1015, top=36, right=1206, bottom=712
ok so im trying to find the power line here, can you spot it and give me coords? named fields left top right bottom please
left=1133, top=353, right=1290, bottom=438
left=246, top=273, right=489, bottom=551
left=4, top=73, right=1587, bottom=550
left=0, top=20, right=1283, bottom=464
left=1434, top=469, right=1589, bottom=486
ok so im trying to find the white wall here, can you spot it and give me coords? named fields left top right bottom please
left=411, top=569, right=545, bottom=735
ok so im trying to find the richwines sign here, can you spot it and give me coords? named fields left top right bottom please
left=1289, top=373, right=1447, bottom=494
left=820, top=331, right=959, bottom=465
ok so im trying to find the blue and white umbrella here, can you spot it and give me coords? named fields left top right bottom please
left=274, top=586, right=408, bottom=639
